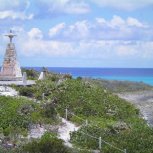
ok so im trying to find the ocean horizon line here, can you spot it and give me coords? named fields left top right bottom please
left=23, top=67, right=153, bottom=69
left=22, top=67, right=153, bottom=86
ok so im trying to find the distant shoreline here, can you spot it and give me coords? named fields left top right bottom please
left=118, top=91, right=153, bottom=127
left=22, top=67, right=153, bottom=86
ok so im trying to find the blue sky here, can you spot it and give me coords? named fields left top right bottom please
left=0, top=0, right=153, bottom=68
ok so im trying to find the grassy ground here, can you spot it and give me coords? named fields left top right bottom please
left=84, top=78, right=153, bottom=92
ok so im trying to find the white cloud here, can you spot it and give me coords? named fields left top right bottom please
left=49, top=23, right=65, bottom=37
left=18, top=16, right=151, bottom=61
left=48, top=16, right=150, bottom=41
left=21, top=39, right=75, bottom=57
left=20, top=38, right=153, bottom=60
left=49, top=20, right=90, bottom=40
left=76, top=40, right=153, bottom=60
left=0, top=10, right=33, bottom=20
left=0, top=0, right=29, bottom=11
left=62, top=1, right=90, bottom=14
left=0, top=26, right=152, bottom=68
left=91, top=0, right=153, bottom=10
left=143, top=42, right=153, bottom=58
left=28, top=28, right=43, bottom=39
left=1, top=14, right=152, bottom=67
left=110, top=15, right=125, bottom=27
left=0, top=0, right=33, bottom=20
left=66, top=20, right=89, bottom=40
left=127, top=17, right=145, bottom=27
left=96, top=18, right=106, bottom=24
left=115, top=42, right=140, bottom=56
left=36, top=0, right=90, bottom=15
left=13, top=27, right=153, bottom=60
left=96, top=16, right=147, bottom=28
left=14, top=28, right=75, bottom=57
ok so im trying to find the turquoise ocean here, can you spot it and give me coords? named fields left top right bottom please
left=28, top=67, right=153, bottom=86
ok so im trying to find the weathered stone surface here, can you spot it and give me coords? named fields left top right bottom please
left=0, top=31, right=22, bottom=81
left=22, top=72, right=27, bottom=85
left=0, top=80, right=35, bottom=86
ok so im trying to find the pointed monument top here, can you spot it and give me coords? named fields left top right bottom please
left=5, top=30, right=17, bottom=43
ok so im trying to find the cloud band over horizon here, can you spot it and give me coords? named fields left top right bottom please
left=0, top=0, right=153, bottom=68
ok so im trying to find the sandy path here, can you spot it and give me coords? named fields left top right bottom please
left=117, top=90, right=153, bottom=126
left=58, top=118, right=80, bottom=148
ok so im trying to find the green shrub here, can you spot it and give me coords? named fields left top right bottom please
left=22, top=132, right=70, bottom=153
left=22, top=68, right=39, bottom=80
left=18, top=86, right=35, bottom=97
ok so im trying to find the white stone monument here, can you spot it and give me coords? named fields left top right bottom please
left=38, top=72, right=45, bottom=80
left=22, top=72, right=27, bottom=85
left=0, top=30, right=22, bottom=81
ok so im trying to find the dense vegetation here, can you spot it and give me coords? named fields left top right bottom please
left=12, top=74, right=153, bottom=153
left=0, top=97, right=35, bottom=133
left=51, top=79, right=153, bottom=153
left=21, top=133, right=71, bottom=153
left=0, top=96, right=58, bottom=130
left=85, top=78, right=153, bottom=92
left=0, top=95, right=61, bottom=152
left=0, top=133, right=70, bottom=153
left=2, top=71, right=153, bottom=152
left=21, top=68, right=39, bottom=80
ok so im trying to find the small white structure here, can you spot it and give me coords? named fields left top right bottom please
left=38, top=72, right=45, bottom=80
left=22, top=72, right=27, bottom=85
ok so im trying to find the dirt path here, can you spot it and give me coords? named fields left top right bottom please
left=58, top=118, right=80, bottom=148
left=117, top=90, right=153, bottom=126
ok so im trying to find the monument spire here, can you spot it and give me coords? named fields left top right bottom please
left=5, top=30, right=16, bottom=43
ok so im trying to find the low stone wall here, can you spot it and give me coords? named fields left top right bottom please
left=0, top=80, right=35, bottom=86
left=0, top=76, right=22, bottom=81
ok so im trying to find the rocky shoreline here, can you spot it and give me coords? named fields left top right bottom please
left=117, top=90, right=153, bottom=127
